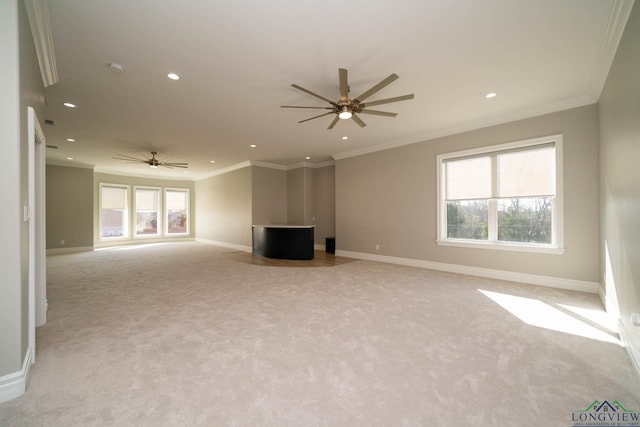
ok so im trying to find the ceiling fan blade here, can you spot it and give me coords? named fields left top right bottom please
left=358, top=109, right=398, bottom=117
left=281, top=105, right=333, bottom=109
left=113, top=156, right=149, bottom=164
left=353, top=73, right=399, bottom=102
left=327, top=115, right=340, bottom=130
left=339, top=68, right=349, bottom=102
left=113, top=154, right=144, bottom=161
left=162, top=164, right=188, bottom=169
left=360, top=94, right=414, bottom=108
left=291, top=84, right=337, bottom=106
left=298, top=111, right=335, bottom=123
left=351, top=114, right=367, bottom=128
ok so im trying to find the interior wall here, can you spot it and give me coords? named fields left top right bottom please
left=93, top=172, right=195, bottom=247
left=252, top=166, right=287, bottom=225
left=287, top=168, right=305, bottom=225
left=0, top=0, right=45, bottom=379
left=195, top=166, right=252, bottom=247
left=312, top=165, right=335, bottom=244
left=598, top=2, right=640, bottom=356
left=46, top=165, right=94, bottom=250
left=0, top=0, right=23, bottom=378
left=336, top=104, right=600, bottom=283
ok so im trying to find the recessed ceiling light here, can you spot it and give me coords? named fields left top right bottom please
left=167, top=73, right=180, bottom=80
left=66, top=138, right=76, bottom=142
left=485, top=92, right=497, bottom=99
left=250, top=144, right=256, bottom=148
left=63, top=102, right=76, bottom=108
left=305, top=156, right=311, bottom=160
left=66, top=157, right=73, bottom=160
left=342, top=136, right=348, bottom=140
left=209, top=160, right=215, bottom=163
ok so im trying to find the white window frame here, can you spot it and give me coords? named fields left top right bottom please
left=133, top=186, right=162, bottom=239
left=164, top=188, right=190, bottom=236
left=99, top=183, right=130, bottom=241
left=436, top=134, right=565, bottom=254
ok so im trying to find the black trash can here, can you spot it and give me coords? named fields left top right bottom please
left=325, top=237, right=336, bottom=254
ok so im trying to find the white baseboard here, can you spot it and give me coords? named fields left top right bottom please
left=314, top=244, right=326, bottom=251
left=196, top=238, right=252, bottom=253
left=335, top=250, right=600, bottom=294
left=46, top=245, right=93, bottom=255
left=618, top=320, right=640, bottom=379
left=0, top=346, right=33, bottom=403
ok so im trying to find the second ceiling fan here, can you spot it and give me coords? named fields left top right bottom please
left=282, top=68, right=414, bottom=129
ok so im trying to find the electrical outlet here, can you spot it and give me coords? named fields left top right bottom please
left=60, top=239, right=65, bottom=245
left=375, top=244, right=380, bottom=251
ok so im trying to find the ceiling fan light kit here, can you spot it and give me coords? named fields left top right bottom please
left=282, top=68, right=414, bottom=129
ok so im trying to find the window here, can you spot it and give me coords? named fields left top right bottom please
left=134, top=187, right=161, bottom=237
left=165, top=188, right=189, bottom=235
left=437, top=135, right=564, bottom=253
left=100, top=184, right=129, bottom=239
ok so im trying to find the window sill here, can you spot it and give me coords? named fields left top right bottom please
left=436, top=239, right=566, bottom=255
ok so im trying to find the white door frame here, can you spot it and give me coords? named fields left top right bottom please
left=27, top=106, right=47, bottom=362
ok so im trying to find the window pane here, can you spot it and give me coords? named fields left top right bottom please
left=101, top=186, right=128, bottom=237
left=135, top=189, right=159, bottom=236
left=445, top=157, right=492, bottom=200
left=497, top=146, right=555, bottom=197
left=497, top=197, right=553, bottom=244
left=447, top=200, right=488, bottom=240
left=166, top=190, right=188, bottom=234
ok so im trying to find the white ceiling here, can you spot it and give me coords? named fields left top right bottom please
left=41, top=0, right=632, bottom=180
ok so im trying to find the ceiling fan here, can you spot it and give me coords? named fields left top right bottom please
left=113, top=151, right=188, bottom=169
left=281, top=68, right=414, bottom=129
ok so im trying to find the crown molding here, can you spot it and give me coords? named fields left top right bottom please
left=332, top=94, right=597, bottom=161
left=24, top=0, right=58, bottom=88
left=250, top=160, right=287, bottom=170
left=588, top=0, right=635, bottom=99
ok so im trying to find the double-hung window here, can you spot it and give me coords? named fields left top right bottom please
left=437, top=134, right=564, bottom=253
left=99, top=184, right=129, bottom=239
left=165, top=188, right=189, bottom=235
left=134, top=187, right=161, bottom=237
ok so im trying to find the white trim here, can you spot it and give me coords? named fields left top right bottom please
left=618, top=319, right=640, bottom=379
left=24, top=0, right=58, bottom=87
left=436, top=134, right=564, bottom=252
left=250, top=161, right=287, bottom=171
left=196, top=238, right=252, bottom=253
left=332, top=97, right=595, bottom=162
left=164, top=187, right=190, bottom=236
left=286, top=160, right=335, bottom=170
left=47, top=246, right=94, bottom=255
left=588, top=0, right=635, bottom=99
left=435, top=239, right=566, bottom=255
left=133, top=186, right=162, bottom=239
left=335, top=249, right=600, bottom=294
left=0, top=346, right=33, bottom=403
left=314, top=243, right=326, bottom=251
left=98, top=183, right=130, bottom=240
left=197, top=161, right=252, bottom=180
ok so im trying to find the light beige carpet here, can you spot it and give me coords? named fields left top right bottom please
left=1, top=242, right=638, bottom=426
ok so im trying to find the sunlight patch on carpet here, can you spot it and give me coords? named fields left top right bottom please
left=478, top=289, right=621, bottom=345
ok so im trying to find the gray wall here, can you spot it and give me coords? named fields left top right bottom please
left=46, top=165, right=94, bottom=249
left=598, top=3, right=640, bottom=355
left=312, top=165, right=335, bottom=244
left=195, top=167, right=252, bottom=247
left=93, top=172, right=195, bottom=247
left=287, top=167, right=316, bottom=226
left=336, top=104, right=600, bottom=282
left=0, top=0, right=45, bottom=376
left=252, top=166, right=287, bottom=225
left=287, top=168, right=305, bottom=225
left=194, top=164, right=336, bottom=247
